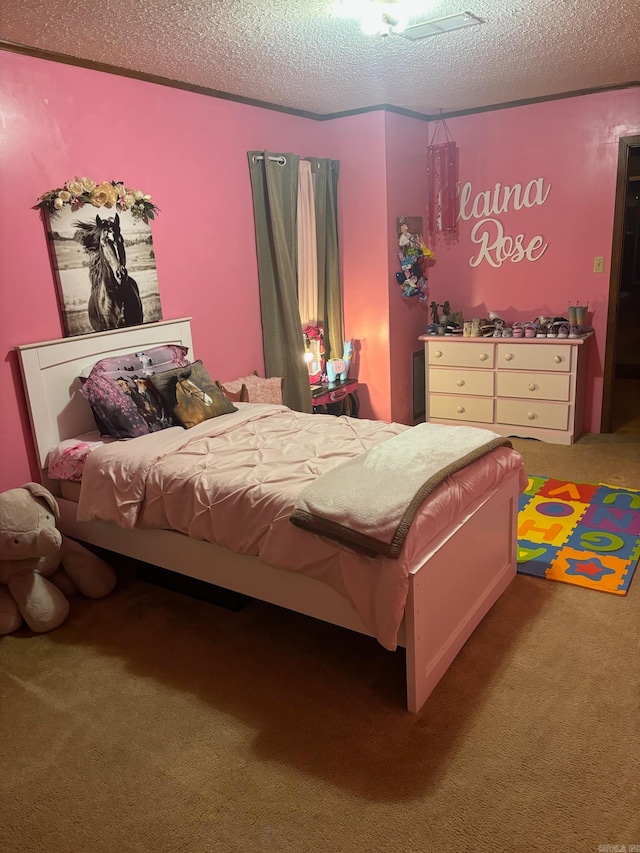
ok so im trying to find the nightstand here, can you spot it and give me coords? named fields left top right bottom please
left=311, top=379, right=359, bottom=417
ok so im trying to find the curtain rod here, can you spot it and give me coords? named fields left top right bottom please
left=252, top=154, right=287, bottom=165
left=251, top=154, right=337, bottom=170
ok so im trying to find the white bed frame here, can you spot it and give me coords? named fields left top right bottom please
left=16, top=317, right=521, bottom=713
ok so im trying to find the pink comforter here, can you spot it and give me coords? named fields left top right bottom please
left=78, top=403, right=526, bottom=650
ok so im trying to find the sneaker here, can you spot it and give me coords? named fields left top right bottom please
left=546, top=324, right=558, bottom=338
left=536, top=323, right=548, bottom=338
left=557, top=323, right=570, bottom=339
left=502, top=326, right=513, bottom=338
left=568, top=325, right=586, bottom=338
left=524, top=322, right=537, bottom=338
left=512, top=322, right=525, bottom=338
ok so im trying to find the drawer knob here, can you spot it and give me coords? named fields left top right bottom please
left=504, top=353, right=514, bottom=361
left=457, top=406, right=465, bottom=414
left=527, top=412, right=537, bottom=420
left=528, top=383, right=537, bottom=392
left=554, top=355, right=562, bottom=364
left=457, top=379, right=465, bottom=387
left=479, top=353, right=488, bottom=361
left=434, top=350, right=443, bottom=358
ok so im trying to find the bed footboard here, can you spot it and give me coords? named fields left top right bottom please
left=403, top=468, right=520, bottom=713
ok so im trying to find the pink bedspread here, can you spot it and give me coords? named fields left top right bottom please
left=77, top=404, right=526, bottom=650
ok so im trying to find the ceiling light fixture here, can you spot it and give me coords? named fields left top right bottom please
left=399, top=11, right=485, bottom=40
left=332, top=2, right=484, bottom=39
left=332, top=0, right=416, bottom=37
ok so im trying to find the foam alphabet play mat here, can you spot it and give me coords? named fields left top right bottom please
left=517, top=477, right=640, bottom=594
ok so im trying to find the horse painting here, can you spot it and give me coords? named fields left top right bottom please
left=74, top=213, right=144, bottom=331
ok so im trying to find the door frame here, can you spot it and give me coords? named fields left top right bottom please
left=601, top=134, right=640, bottom=432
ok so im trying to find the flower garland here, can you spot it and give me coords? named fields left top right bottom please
left=37, top=177, right=159, bottom=222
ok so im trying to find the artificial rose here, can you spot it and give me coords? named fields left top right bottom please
left=66, top=179, right=83, bottom=196
left=143, top=194, right=152, bottom=201
left=90, top=181, right=118, bottom=207
left=124, top=193, right=135, bottom=208
left=58, top=190, right=72, bottom=202
left=80, top=177, right=96, bottom=193
left=53, top=197, right=64, bottom=210
left=133, top=190, right=144, bottom=201
left=114, top=183, right=126, bottom=198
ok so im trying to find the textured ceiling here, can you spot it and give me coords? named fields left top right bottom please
left=2, top=0, right=640, bottom=117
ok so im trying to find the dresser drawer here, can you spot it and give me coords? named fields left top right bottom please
left=429, top=368, right=494, bottom=396
left=497, top=371, right=571, bottom=402
left=428, top=342, right=494, bottom=369
left=496, top=344, right=572, bottom=372
left=430, top=395, right=494, bottom=423
left=496, top=399, right=570, bottom=431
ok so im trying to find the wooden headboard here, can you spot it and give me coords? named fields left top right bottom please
left=16, top=317, right=194, bottom=471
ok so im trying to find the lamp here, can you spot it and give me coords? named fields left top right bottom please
left=332, top=0, right=415, bottom=37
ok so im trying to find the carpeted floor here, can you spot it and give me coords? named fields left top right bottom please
left=1, top=395, right=639, bottom=853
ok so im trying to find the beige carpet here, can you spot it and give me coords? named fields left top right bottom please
left=1, top=401, right=639, bottom=853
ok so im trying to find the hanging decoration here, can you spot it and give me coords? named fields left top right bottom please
left=426, top=113, right=459, bottom=240
left=395, top=215, right=435, bottom=301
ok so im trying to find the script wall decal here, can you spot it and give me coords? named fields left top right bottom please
left=459, top=178, right=551, bottom=268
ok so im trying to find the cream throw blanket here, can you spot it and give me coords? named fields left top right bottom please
left=290, top=423, right=512, bottom=558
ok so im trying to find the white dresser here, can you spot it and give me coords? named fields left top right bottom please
left=418, top=334, right=592, bottom=445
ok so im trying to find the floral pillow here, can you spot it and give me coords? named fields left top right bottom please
left=148, top=361, right=237, bottom=429
left=80, top=346, right=191, bottom=439
left=47, top=432, right=113, bottom=481
left=220, top=372, right=284, bottom=405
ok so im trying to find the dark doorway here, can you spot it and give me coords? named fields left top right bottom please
left=601, top=136, right=640, bottom=434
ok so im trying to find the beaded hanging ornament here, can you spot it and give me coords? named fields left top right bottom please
left=426, top=114, right=459, bottom=242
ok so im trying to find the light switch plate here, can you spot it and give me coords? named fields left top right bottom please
left=593, top=256, right=605, bottom=273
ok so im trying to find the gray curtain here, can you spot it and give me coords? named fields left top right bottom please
left=307, top=158, right=344, bottom=361
left=248, top=151, right=312, bottom=413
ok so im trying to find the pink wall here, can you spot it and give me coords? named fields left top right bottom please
left=324, top=111, right=392, bottom=422
left=384, top=112, right=431, bottom=425
left=1, top=49, right=639, bottom=492
left=425, top=88, right=640, bottom=432
left=0, top=51, right=336, bottom=490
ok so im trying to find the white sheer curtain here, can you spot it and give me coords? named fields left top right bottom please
left=296, top=159, right=318, bottom=327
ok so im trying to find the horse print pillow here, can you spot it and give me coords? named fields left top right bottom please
left=80, top=344, right=191, bottom=439
left=148, top=361, right=237, bottom=429
left=81, top=370, right=177, bottom=439
left=89, top=345, right=190, bottom=377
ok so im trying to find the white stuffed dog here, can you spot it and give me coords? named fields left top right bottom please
left=0, top=483, right=116, bottom=634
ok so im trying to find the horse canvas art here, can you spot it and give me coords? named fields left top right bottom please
left=46, top=205, right=162, bottom=337
left=74, top=213, right=143, bottom=331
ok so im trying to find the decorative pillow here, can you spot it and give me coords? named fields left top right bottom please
left=148, top=361, right=237, bottom=429
left=215, top=381, right=250, bottom=403
left=221, top=372, right=284, bottom=405
left=88, top=344, right=190, bottom=376
left=80, top=369, right=178, bottom=439
left=80, top=346, right=190, bottom=439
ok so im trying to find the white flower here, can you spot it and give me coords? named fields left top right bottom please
left=133, top=190, right=144, bottom=201
left=114, top=183, right=126, bottom=198
left=143, top=194, right=152, bottom=201
left=80, top=177, right=96, bottom=193
left=66, top=179, right=83, bottom=196
left=53, top=197, right=64, bottom=209
left=124, top=193, right=136, bottom=208
left=58, top=190, right=72, bottom=202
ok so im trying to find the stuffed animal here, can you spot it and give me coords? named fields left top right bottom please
left=0, top=483, right=117, bottom=635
